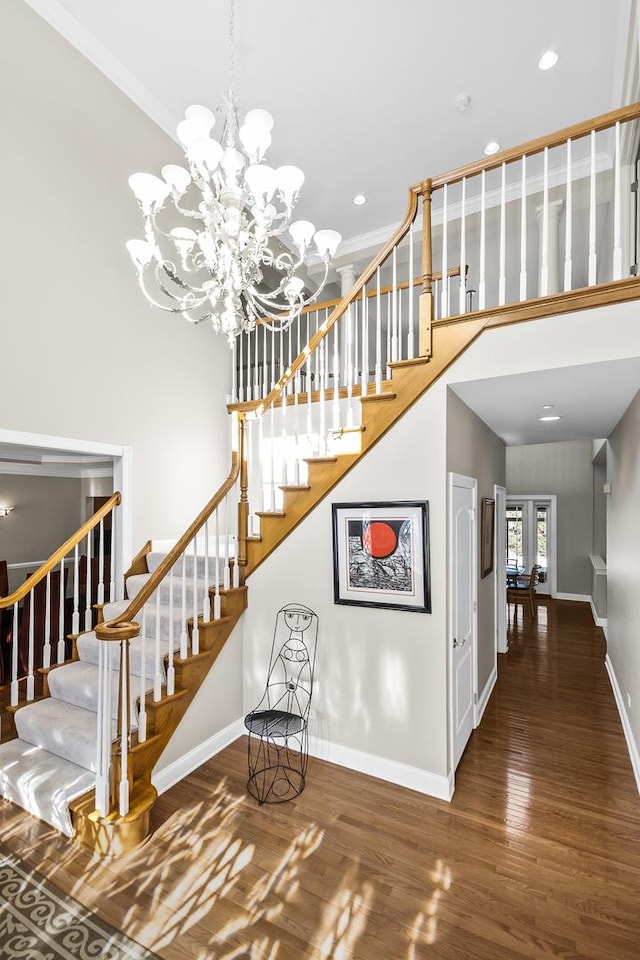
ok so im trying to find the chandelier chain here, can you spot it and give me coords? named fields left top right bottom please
left=228, top=0, right=235, bottom=94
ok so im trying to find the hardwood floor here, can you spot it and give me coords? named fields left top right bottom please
left=1, top=599, right=639, bottom=959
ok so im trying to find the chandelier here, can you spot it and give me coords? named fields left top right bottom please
left=126, top=0, right=341, bottom=345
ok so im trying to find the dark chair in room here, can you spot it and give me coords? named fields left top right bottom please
left=244, top=602, right=318, bottom=804
left=507, top=563, right=541, bottom=619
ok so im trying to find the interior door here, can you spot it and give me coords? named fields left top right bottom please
left=450, top=475, right=476, bottom=769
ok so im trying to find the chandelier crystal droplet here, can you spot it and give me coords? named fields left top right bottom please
left=125, top=0, right=341, bottom=346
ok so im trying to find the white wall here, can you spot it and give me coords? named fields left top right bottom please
left=243, top=386, right=450, bottom=793
left=606, top=388, right=640, bottom=786
left=2, top=3, right=231, bottom=548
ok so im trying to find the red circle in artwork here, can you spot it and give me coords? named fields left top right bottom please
left=362, top=521, right=397, bottom=558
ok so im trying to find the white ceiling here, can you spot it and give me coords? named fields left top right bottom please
left=26, top=0, right=632, bottom=246
left=20, top=0, right=640, bottom=449
left=450, top=356, right=640, bottom=446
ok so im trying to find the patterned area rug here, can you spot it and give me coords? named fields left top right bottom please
left=0, top=844, right=160, bottom=960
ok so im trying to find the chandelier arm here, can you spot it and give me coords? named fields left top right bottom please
left=135, top=268, right=209, bottom=320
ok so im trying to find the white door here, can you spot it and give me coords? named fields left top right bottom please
left=506, top=496, right=556, bottom=596
left=449, top=473, right=477, bottom=770
left=495, top=485, right=507, bottom=654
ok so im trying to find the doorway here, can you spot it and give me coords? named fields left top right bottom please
left=505, top=495, right=557, bottom=597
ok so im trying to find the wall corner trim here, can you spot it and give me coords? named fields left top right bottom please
left=476, top=665, right=497, bottom=726
left=308, top=735, right=454, bottom=801
left=605, top=654, right=640, bottom=795
left=589, top=598, right=608, bottom=633
left=152, top=718, right=245, bottom=795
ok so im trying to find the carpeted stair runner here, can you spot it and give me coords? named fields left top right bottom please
left=0, top=552, right=207, bottom=837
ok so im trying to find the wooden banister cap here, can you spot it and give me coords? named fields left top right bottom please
left=95, top=621, right=140, bottom=642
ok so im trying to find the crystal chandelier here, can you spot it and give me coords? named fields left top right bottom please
left=126, top=0, right=341, bottom=345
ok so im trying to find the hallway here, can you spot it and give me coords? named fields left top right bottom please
left=0, top=600, right=638, bottom=958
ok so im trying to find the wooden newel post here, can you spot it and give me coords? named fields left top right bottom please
left=419, top=179, right=434, bottom=358
left=237, top=413, right=249, bottom=580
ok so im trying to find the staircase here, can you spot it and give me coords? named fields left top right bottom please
left=0, top=551, right=246, bottom=841
left=1, top=102, right=640, bottom=854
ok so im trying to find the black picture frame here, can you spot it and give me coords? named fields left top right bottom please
left=332, top=501, right=431, bottom=613
left=481, top=497, right=495, bottom=578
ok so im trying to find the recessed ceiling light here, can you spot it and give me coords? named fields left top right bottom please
left=538, top=415, right=562, bottom=422
left=538, top=50, right=559, bottom=71
left=352, top=194, right=367, bottom=206
left=541, top=403, right=555, bottom=410
left=484, top=141, right=500, bottom=156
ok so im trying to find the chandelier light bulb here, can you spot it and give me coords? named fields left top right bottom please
left=184, top=104, right=216, bottom=129
left=161, top=164, right=191, bottom=196
left=314, top=229, right=342, bottom=259
left=126, top=239, right=154, bottom=269
left=276, top=165, right=305, bottom=204
left=289, top=220, right=316, bottom=255
left=244, top=164, right=277, bottom=206
left=128, top=173, right=170, bottom=213
left=186, top=138, right=223, bottom=179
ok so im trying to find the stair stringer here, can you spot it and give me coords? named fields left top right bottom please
left=68, top=585, right=247, bottom=857
left=245, top=316, right=488, bottom=576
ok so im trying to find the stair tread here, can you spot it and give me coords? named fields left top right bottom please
left=0, top=738, right=95, bottom=837
left=14, top=697, right=114, bottom=772
left=360, top=391, right=397, bottom=403
left=304, top=456, right=338, bottom=464
left=388, top=355, right=431, bottom=369
left=255, top=510, right=286, bottom=518
left=280, top=484, right=311, bottom=491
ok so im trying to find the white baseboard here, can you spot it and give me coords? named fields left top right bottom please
left=308, top=735, right=454, bottom=801
left=152, top=718, right=245, bottom=795
left=476, top=665, right=497, bottom=726
left=555, top=592, right=590, bottom=603
left=152, top=718, right=454, bottom=802
left=589, top=598, right=608, bottom=634
left=605, top=654, right=640, bottom=795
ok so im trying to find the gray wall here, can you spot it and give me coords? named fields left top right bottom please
left=593, top=460, right=608, bottom=560
left=0, top=475, right=82, bottom=591
left=607, top=389, right=640, bottom=765
left=506, top=441, right=593, bottom=596
left=1, top=4, right=231, bottom=549
left=446, top=389, right=506, bottom=694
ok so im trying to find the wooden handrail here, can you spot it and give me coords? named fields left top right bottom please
left=254, top=188, right=421, bottom=418
left=298, top=266, right=464, bottom=317
left=421, top=101, right=640, bottom=191
left=106, top=429, right=242, bottom=628
left=0, top=492, right=121, bottom=609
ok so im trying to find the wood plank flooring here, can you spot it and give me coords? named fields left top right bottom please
left=1, top=599, right=639, bottom=959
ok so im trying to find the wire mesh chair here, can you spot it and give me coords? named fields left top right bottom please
left=244, top=602, right=318, bottom=804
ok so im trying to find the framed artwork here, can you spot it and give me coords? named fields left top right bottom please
left=331, top=501, right=431, bottom=613
left=480, top=497, right=495, bottom=578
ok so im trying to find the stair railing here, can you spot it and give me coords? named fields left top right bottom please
left=0, top=492, right=121, bottom=723
left=94, top=415, right=243, bottom=818
left=427, top=102, right=640, bottom=322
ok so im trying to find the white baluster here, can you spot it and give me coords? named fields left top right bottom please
left=109, top=517, right=116, bottom=603
left=246, top=328, right=252, bottom=401
left=589, top=129, right=597, bottom=285
left=231, top=339, right=237, bottom=404
left=319, top=329, right=327, bottom=455
left=375, top=267, right=382, bottom=395
left=392, top=246, right=399, bottom=361
left=269, top=405, right=276, bottom=511
left=499, top=163, right=506, bottom=306
left=95, top=639, right=112, bottom=817
left=613, top=121, right=622, bottom=280
left=10, top=600, right=19, bottom=705
left=292, top=327, right=300, bottom=485
left=97, top=519, right=105, bottom=605
left=223, top=496, right=231, bottom=591
left=203, top=520, right=211, bottom=622
left=214, top=506, right=221, bottom=620
left=179, top=553, right=188, bottom=660
left=84, top=533, right=92, bottom=632
left=167, top=567, right=175, bottom=696
left=118, top=638, right=129, bottom=816
left=564, top=138, right=573, bottom=291
left=459, top=177, right=467, bottom=314
left=520, top=155, right=528, bottom=301
left=191, top=536, right=199, bottom=655
left=346, top=304, right=354, bottom=428
left=386, top=292, right=392, bottom=378
left=154, top=589, right=162, bottom=702
left=43, top=571, right=51, bottom=670
left=233, top=478, right=240, bottom=589
left=27, top=590, right=35, bottom=701
left=408, top=226, right=415, bottom=358
left=540, top=147, right=549, bottom=296
left=238, top=332, right=245, bottom=403
left=362, top=286, right=369, bottom=394
left=332, top=322, right=340, bottom=430
left=138, top=605, right=147, bottom=741
left=441, top=183, right=449, bottom=317
left=479, top=171, right=486, bottom=310
left=57, top=557, right=65, bottom=664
